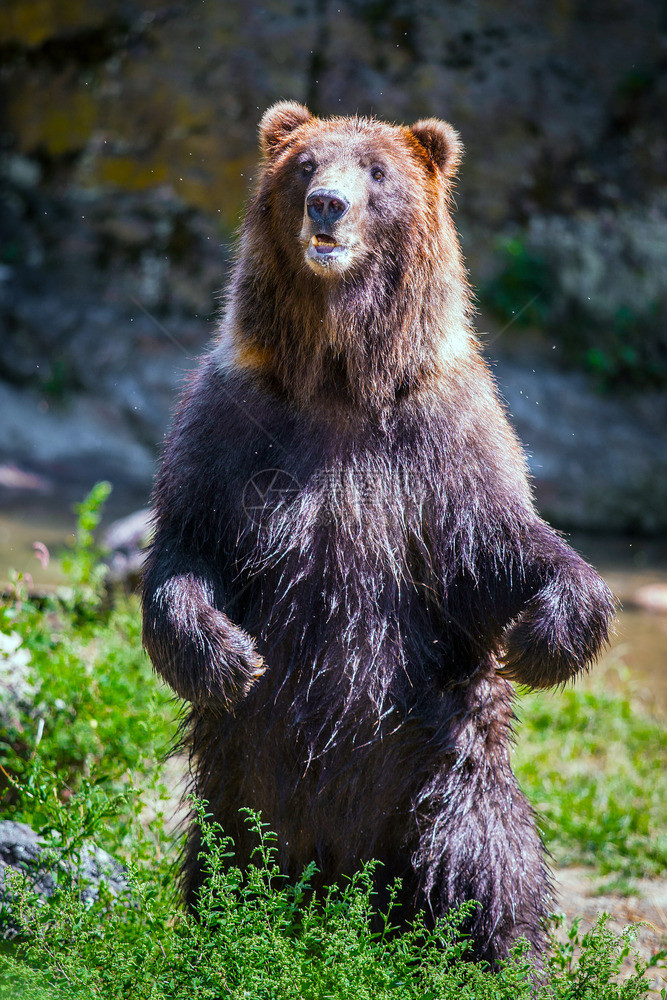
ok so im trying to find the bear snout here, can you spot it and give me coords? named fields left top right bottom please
left=302, top=186, right=355, bottom=272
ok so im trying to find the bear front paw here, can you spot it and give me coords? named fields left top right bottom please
left=196, top=613, right=268, bottom=710
left=142, top=573, right=268, bottom=712
left=498, top=570, right=616, bottom=689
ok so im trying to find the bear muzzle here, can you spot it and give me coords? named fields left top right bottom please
left=301, top=186, right=356, bottom=272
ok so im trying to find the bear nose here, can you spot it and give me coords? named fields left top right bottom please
left=306, top=189, right=350, bottom=226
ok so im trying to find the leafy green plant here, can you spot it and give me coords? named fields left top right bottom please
left=0, top=590, right=174, bottom=798
left=0, top=778, right=662, bottom=1000
left=59, top=481, right=112, bottom=609
left=0, top=485, right=175, bottom=816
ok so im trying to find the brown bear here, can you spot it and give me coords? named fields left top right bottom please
left=142, top=101, right=615, bottom=967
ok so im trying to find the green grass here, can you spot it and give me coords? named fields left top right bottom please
left=0, top=486, right=664, bottom=996
left=515, top=682, right=667, bottom=881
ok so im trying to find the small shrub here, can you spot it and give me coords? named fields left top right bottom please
left=0, top=777, right=662, bottom=1000
left=59, top=480, right=112, bottom=612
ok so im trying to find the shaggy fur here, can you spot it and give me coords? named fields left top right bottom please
left=142, top=102, right=616, bottom=967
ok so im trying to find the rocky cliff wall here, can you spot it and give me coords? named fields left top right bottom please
left=1, top=0, right=666, bottom=530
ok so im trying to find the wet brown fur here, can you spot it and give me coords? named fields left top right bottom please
left=143, top=102, right=616, bottom=967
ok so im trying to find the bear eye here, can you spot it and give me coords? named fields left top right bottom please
left=301, top=160, right=315, bottom=176
left=371, top=167, right=385, bottom=181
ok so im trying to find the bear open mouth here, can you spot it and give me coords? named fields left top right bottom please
left=311, top=234, right=340, bottom=255
left=304, top=232, right=351, bottom=272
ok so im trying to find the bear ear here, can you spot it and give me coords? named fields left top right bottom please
left=259, top=101, right=312, bottom=158
left=409, top=118, right=462, bottom=179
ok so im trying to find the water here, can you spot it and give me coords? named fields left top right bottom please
left=1, top=499, right=665, bottom=713
left=572, top=534, right=667, bottom=715
left=0, top=490, right=145, bottom=589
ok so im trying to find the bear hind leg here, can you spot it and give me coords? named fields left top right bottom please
left=413, top=769, right=552, bottom=969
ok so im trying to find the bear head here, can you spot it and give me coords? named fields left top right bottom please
left=255, top=101, right=463, bottom=280
left=225, top=102, right=472, bottom=413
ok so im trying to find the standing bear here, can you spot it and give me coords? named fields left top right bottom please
left=142, top=101, right=615, bottom=966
